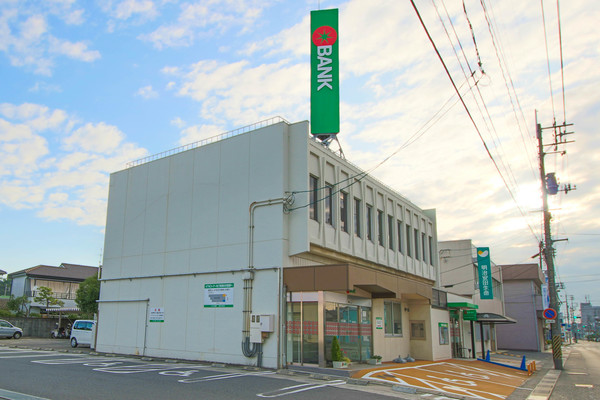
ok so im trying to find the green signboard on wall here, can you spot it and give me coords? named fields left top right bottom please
left=477, top=247, right=494, bottom=299
left=463, top=309, right=477, bottom=321
left=310, top=9, right=340, bottom=135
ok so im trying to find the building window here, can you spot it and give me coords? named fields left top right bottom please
left=397, top=220, right=403, bottom=253
left=377, top=210, right=384, bottom=246
left=406, top=224, right=412, bottom=257
left=325, top=184, right=333, bottom=226
left=414, top=228, right=420, bottom=260
left=354, top=198, right=361, bottom=237
left=366, top=205, right=373, bottom=241
left=384, top=301, right=402, bottom=335
left=473, top=265, right=479, bottom=290
left=340, top=191, right=348, bottom=232
left=410, top=321, right=426, bottom=340
left=432, top=288, right=447, bottom=309
left=422, top=232, right=427, bottom=263
left=429, top=236, right=434, bottom=265
left=387, top=215, right=394, bottom=250
left=309, top=175, right=319, bottom=221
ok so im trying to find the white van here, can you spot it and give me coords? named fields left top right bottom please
left=70, top=320, right=96, bottom=348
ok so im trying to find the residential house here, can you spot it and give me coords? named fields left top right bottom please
left=8, top=263, right=99, bottom=314
left=495, top=263, right=545, bottom=351
left=438, top=240, right=513, bottom=358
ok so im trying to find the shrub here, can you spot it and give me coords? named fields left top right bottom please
left=331, top=336, right=343, bottom=362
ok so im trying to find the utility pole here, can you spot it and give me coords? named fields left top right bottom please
left=536, top=112, right=574, bottom=370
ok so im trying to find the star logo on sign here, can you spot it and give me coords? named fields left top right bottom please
left=312, top=26, right=338, bottom=46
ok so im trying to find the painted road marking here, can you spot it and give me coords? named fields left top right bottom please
left=32, top=357, right=129, bottom=365
left=94, top=363, right=207, bottom=374
left=358, top=361, right=527, bottom=400
left=179, top=371, right=276, bottom=383
left=0, top=388, right=51, bottom=400
left=257, top=380, right=346, bottom=397
left=0, top=352, right=65, bottom=359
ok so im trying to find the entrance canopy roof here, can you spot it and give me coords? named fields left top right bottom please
left=447, top=302, right=478, bottom=309
left=283, top=264, right=433, bottom=300
left=476, top=312, right=517, bottom=324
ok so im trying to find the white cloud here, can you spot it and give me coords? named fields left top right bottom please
left=169, top=58, right=308, bottom=126
left=63, top=122, right=125, bottom=153
left=177, top=124, right=224, bottom=146
left=136, top=85, right=159, bottom=99
left=0, top=4, right=100, bottom=74
left=139, top=0, right=270, bottom=49
left=170, top=117, right=186, bottom=128
left=48, top=36, right=100, bottom=62
left=0, top=103, right=148, bottom=226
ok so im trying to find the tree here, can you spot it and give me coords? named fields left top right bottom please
left=34, top=286, right=64, bottom=309
left=0, top=278, right=11, bottom=296
left=75, top=275, right=100, bottom=315
left=7, top=295, right=30, bottom=316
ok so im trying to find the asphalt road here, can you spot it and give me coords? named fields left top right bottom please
left=0, top=342, right=412, bottom=400
left=550, top=341, right=600, bottom=399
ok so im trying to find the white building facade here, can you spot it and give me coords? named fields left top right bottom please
left=97, top=120, right=451, bottom=368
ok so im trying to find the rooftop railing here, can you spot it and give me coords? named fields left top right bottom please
left=126, top=116, right=290, bottom=168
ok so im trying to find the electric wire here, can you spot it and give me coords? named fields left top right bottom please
left=478, top=0, right=538, bottom=183
left=436, top=0, right=522, bottom=200
left=286, top=74, right=476, bottom=212
left=556, top=0, right=567, bottom=124
left=540, top=0, right=557, bottom=122
left=410, top=0, right=540, bottom=243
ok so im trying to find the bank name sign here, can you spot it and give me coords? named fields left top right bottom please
left=310, top=8, right=340, bottom=135
left=477, top=247, right=493, bottom=299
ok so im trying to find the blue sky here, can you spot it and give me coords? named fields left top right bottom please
left=1, top=0, right=598, bottom=311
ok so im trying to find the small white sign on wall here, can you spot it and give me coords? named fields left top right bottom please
left=149, top=307, right=164, bottom=323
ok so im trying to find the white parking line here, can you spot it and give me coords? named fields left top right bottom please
left=179, top=371, right=276, bottom=383
left=0, top=388, right=51, bottom=400
left=32, top=357, right=129, bottom=365
left=257, top=380, right=346, bottom=397
left=0, top=352, right=63, bottom=359
left=94, top=363, right=207, bottom=374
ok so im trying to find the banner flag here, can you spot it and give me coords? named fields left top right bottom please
left=477, top=247, right=494, bottom=299
left=310, top=9, right=340, bottom=135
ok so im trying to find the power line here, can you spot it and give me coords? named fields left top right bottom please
left=410, top=0, right=540, bottom=244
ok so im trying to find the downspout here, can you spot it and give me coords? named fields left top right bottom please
left=242, top=196, right=293, bottom=361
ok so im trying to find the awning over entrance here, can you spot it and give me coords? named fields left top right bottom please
left=447, top=302, right=478, bottom=309
left=476, top=312, right=516, bottom=324
left=283, top=264, right=433, bottom=300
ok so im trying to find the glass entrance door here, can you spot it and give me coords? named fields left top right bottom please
left=325, top=302, right=372, bottom=363
left=286, top=302, right=318, bottom=364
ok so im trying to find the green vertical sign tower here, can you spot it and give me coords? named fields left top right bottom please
left=310, top=9, right=340, bottom=136
left=477, top=247, right=493, bottom=299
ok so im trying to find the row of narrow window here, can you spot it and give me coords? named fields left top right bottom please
left=309, top=176, right=434, bottom=266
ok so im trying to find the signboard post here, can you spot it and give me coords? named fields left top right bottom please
left=477, top=247, right=494, bottom=299
left=310, top=8, right=340, bottom=136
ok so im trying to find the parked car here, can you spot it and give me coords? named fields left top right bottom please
left=0, top=319, right=23, bottom=339
left=70, top=320, right=96, bottom=348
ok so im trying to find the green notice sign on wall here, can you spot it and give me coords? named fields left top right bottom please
left=310, top=8, right=340, bottom=135
left=463, top=309, right=477, bottom=321
left=477, top=247, right=494, bottom=299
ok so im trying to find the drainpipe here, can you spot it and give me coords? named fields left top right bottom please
left=242, top=196, right=293, bottom=361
